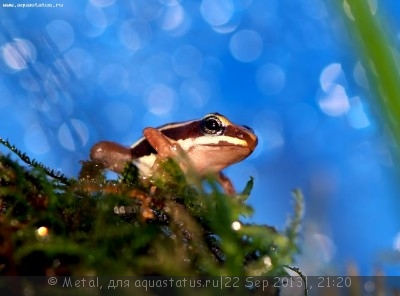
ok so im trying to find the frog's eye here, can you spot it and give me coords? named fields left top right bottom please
left=201, top=115, right=225, bottom=135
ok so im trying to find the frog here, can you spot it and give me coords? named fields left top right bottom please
left=86, top=112, right=258, bottom=194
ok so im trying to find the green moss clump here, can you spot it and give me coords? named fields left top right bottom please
left=0, top=138, right=303, bottom=294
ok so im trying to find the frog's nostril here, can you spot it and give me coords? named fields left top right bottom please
left=236, top=131, right=244, bottom=139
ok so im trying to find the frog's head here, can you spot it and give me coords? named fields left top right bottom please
left=159, top=113, right=258, bottom=174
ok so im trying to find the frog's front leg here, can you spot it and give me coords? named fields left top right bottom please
left=143, top=127, right=236, bottom=195
left=143, top=127, right=188, bottom=172
left=90, top=141, right=132, bottom=173
left=143, top=128, right=183, bottom=159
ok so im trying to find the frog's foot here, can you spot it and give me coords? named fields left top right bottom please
left=218, top=172, right=236, bottom=195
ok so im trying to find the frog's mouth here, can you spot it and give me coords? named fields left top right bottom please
left=222, top=125, right=258, bottom=151
left=212, top=135, right=258, bottom=152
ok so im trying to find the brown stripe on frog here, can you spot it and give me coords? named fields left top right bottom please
left=130, top=119, right=203, bottom=159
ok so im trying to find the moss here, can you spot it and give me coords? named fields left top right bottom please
left=0, top=138, right=304, bottom=294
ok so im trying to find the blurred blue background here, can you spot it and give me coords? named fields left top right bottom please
left=1, top=0, right=399, bottom=276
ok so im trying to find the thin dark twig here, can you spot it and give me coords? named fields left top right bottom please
left=0, top=137, right=72, bottom=185
left=284, top=265, right=308, bottom=296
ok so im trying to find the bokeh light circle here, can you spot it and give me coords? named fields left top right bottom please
left=119, top=19, right=152, bottom=52
left=24, top=124, right=50, bottom=155
left=1, top=39, right=36, bottom=71
left=58, top=119, right=89, bottom=151
left=145, top=84, right=177, bottom=115
left=46, top=20, right=75, bottom=52
left=229, top=30, right=263, bottom=62
left=320, top=63, right=346, bottom=92
left=159, top=4, right=186, bottom=31
left=256, top=63, right=286, bottom=95
left=200, top=0, right=234, bottom=27
left=318, top=84, right=350, bottom=117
